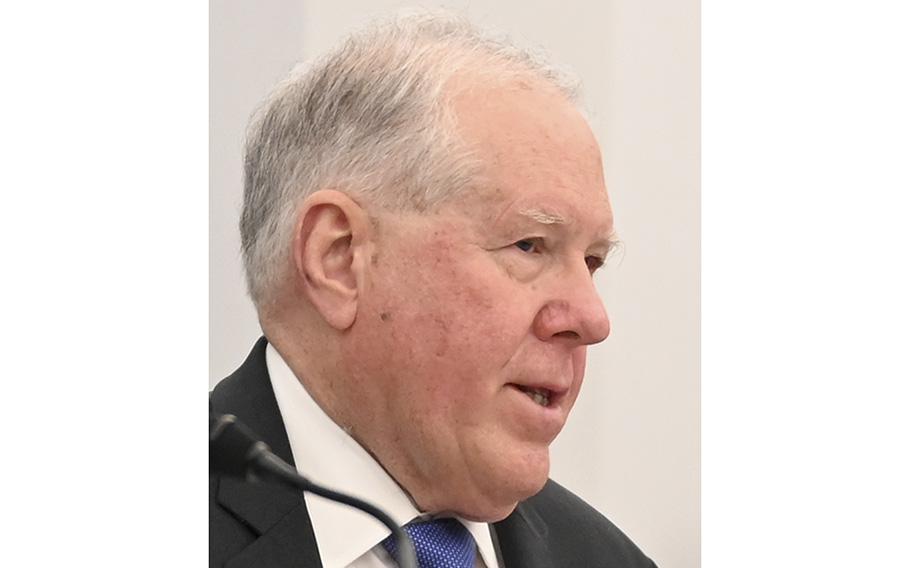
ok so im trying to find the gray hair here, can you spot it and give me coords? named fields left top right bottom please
left=240, top=10, right=580, bottom=308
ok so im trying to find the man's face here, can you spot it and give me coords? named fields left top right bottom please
left=342, top=82, right=614, bottom=521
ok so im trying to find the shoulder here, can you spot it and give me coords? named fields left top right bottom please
left=498, top=479, right=658, bottom=567
left=210, top=337, right=269, bottom=411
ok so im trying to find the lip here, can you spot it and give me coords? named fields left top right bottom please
left=503, top=382, right=571, bottom=441
left=507, top=376, right=571, bottom=402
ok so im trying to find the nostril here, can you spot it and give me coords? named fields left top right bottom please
left=554, top=330, right=581, bottom=340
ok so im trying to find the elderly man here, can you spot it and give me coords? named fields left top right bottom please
left=211, top=13, right=656, bottom=568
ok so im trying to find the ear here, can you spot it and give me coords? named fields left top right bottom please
left=292, top=190, right=371, bottom=330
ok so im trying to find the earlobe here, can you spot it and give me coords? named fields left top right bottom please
left=293, top=190, right=369, bottom=330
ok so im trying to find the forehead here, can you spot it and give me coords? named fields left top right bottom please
left=447, top=79, right=613, bottom=237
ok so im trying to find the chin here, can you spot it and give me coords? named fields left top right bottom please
left=460, top=477, right=548, bottom=522
left=456, top=449, right=551, bottom=522
left=511, top=444, right=551, bottom=493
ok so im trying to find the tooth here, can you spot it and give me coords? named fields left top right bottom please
left=519, top=386, right=550, bottom=407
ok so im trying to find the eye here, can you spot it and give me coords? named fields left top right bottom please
left=514, top=238, right=541, bottom=253
left=585, top=255, right=605, bottom=273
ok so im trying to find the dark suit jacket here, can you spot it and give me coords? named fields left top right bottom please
left=210, top=338, right=658, bottom=568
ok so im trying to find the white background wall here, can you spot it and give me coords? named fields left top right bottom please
left=210, top=2, right=700, bottom=567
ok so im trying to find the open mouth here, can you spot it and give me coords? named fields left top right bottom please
left=512, top=384, right=552, bottom=407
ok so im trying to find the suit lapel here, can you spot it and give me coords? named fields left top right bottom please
left=212, top=338, right=323, bottom=567
left=223, top=502, right=322, bottom=568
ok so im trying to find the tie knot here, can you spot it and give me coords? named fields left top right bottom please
left=381, top=518, right=476, bottom=568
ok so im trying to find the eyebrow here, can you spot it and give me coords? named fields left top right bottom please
left=518, top=208, right=568, bottom=225
left=518, top=207, right=619, bottom=254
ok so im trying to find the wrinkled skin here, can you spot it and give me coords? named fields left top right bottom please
left=338, top=81, right=615, bottom=521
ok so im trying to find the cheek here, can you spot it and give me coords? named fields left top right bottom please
left=367, top=238, right=534, bottom=393
left=434, top=277, right=528, bottom=374
left=408, top=292, right=524, bottom=420
left=399, top=259, right=510, bottom=351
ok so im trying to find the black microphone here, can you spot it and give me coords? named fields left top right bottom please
left=210, top=411, right=417, bottom=568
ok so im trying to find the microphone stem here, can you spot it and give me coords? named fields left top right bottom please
left=253, top=452, right=418, bottom=568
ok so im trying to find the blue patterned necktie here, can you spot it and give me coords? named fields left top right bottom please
left=381, top=518, right=476, bottom=568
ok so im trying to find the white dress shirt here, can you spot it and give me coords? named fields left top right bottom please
left=267, top=344, right=501, bottom=568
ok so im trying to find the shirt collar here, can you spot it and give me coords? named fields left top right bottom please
left=266, top=344, right=499, bottom=568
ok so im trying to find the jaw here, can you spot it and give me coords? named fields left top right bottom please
left=397, top=431, right=552, bottom=522
left=456, top=449, right=551, bottom=522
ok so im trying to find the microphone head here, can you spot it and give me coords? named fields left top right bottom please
left=210, top=412, right=269, bottom=478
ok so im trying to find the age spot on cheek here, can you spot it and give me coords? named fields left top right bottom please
left=380, top=312, right=392, bottom=322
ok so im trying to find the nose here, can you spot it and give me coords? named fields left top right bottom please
left=532, top=263, right=611, bottom=346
